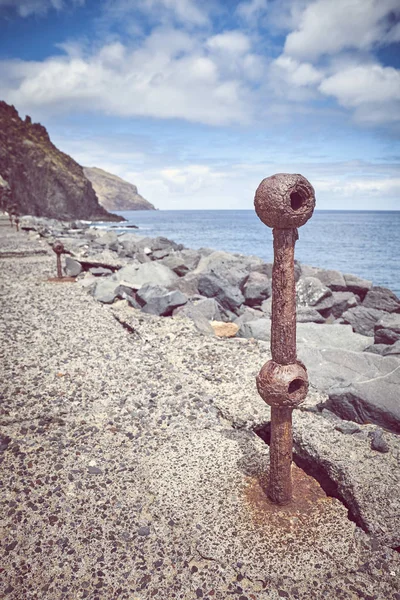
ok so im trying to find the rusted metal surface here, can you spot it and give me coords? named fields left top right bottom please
left=52, top=240, right=65, bottom=279
left=254, top=173, right=315, bottom=505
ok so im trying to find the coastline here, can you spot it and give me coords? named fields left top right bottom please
left=1, top=216, right=400, bottom=599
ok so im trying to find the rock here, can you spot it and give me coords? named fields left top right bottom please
left=159, top=249, right=201, bottom=276
left=83, top=166, right=155, bottom=211
left=137, top=526, right=151, bottom=537
left=234, top=307, right=264, bottom=328
left=89, top=267, right=112, bottom=276
left=297, top=323, right=372, bottom=352
left=92, top=278, right=120, bottom=304
left=296, top=307, right=325, bottom=323
left=260, top=297, right=272, bottom=316
left=242, top=272, right=271, bottom=307
left=363, top=286, right=400, bottom=313
left=374, top=313, right=400, bottom=345
left=76, top=273, right=97, bottom=292
left=370, top=429, right=389, bottom=453
left=96, top=230, right=119, bottom=251
left=250, top=261, right=273, bottom=279
left=136, top=284, right=187, bottom=316
left=117, top=262, right=179, bottom=290
left=322, top=353, right=400, bottom=433
left=173, top=297, right=225, bottom=322
left=151, top=248, right=170, bottom=260
left=334, top=422, right=361, bottom=434
left=194, top=250, right=261, bottom=288
left=78, top=251, right=127, bottom=271
left=314, top=268, right=347, bottom=291
left=331, top=291, right=358, bottom=318
left=197, top=273, right=244, bottom=313
left=0, top=101, right=121, bottom=222
left=364, top=344, right=388, bottom=355
left=210, top=321, right=239, bottom=338
left=343, top=273, right=372, bottom=299
left=238, top=318, right=271, bottom=341
left=87, top=466, right=102, bottom=474
left=64, top=256, right=82, bottom=277
left=296, top=277, right=332, bottom=308
left=342, top=306, right=386, bottom=337
left=169, top=272, right=200, bottom=297
left=383, top=340, right=400, bottom=356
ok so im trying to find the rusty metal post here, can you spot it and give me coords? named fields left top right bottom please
left=254, top=173, right=315, bottom=505
left=52, top=240, right=65, bottom=279
left=15, top=215, right=20, bottom=232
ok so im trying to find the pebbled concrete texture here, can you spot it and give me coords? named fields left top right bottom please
left=1, top=227, right=400, bottom=600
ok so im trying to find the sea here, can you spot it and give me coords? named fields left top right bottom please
left=97, top=210, right=400, bottom=297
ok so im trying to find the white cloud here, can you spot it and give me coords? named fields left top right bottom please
left=320, top=63, right=400, bottom=107
left=319, top=63, right=400, bottom=123
left=284, top=0, right=400, bottom=60
left=273, top=55, right=323, bottom=86
left=102, top=0, right=208, bottom=28
left=236, top=0, right=268, bottom=24
left=140, top=0, right=207, bottom=25
left=207, top=31, right=251, bottom=55
left=0, top=27, right=261, bottom=125
left=0, top=0, right=83, bottom=17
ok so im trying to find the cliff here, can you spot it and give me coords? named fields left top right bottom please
left=84, top=166, right=155, bottom=211
left=0, top=101, right=123, bottom=221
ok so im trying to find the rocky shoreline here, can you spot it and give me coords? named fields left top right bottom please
left=22, top=215, right=400, bottom=435
left=1, top=216, right=400, bottom=599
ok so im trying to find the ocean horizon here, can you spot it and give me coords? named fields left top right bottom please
left=96, top=209, right=400, bottom=296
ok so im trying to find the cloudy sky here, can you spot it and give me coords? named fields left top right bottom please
left=1, top=0, right=399, bottom=210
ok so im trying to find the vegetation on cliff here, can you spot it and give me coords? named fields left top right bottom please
left=0, top=101, right=123, bottom=221
left=84, top=166, right=155, bottom=212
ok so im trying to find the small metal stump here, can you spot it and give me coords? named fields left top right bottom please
left=254, top=173, right=315, bottom=505
left=51, top=240, right=66, bottom=280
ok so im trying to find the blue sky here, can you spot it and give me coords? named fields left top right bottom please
left=0, top=0, right=399, bottom=210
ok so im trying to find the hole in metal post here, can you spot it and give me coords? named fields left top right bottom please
left=290, top=191, right=305, bottom=211
left=288, top=378, right=304, bottom=395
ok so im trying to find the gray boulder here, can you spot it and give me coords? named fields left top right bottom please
left=234, top=307, right=264, bottom=328
left=260, top=297, right=272, bottom=316
left=343, top=273, right=372, bottom=299
left=96, top=230, right=119, bottom=252
left=117, top=262, right=179, bottom=290
left=364, top=344, right=388, bottom=355
left=242, top=272, right=271, bottom=307
left=194, top=250, right=261, bottom=288
left=296, top=307, right=325, bottom=323
left=92, top=277, right=120, bottom=304
left=374, top=313, right=400, bottom=345
left=64, top=256, right=82, bottom=277
left=331, top=291, right=358, bottom=318
left=159, top=249, right=201, bottom=276
left=314, top=268, right=347, bottom=291
left=363, top=286, right=400, bottom=313
left=136, top=284, right=187, bottom=316
left=298, top=346, right=400, bottom=433
left=89, top=266, right=112, bottom=276
left=197, top=273, right=244, bottom=312
left=172, top=297, right=225, bottom=335
left=169, top=272, right=200, bottom=297
left=297, top=323, right=372, bottom=351
left=342, top=306, right=386, bottom=337
left=238, top=318, right=271, bottom=341
left=173, top=297, right=225, bottom=322
left=296, top=277, right=332, bottom=309
left=383, top=340, right=400, bottom=356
